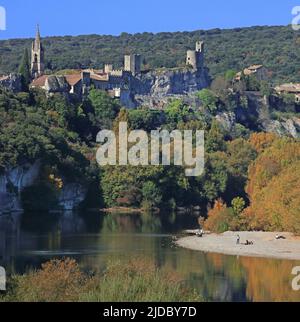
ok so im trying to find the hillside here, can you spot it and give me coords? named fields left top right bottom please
left=0, top=25, right=300, bottom=84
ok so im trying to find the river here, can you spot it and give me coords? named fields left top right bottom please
left=0, top=211, right=300, bottom=302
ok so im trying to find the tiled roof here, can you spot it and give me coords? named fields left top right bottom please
left=0, top=75, right=9, bottom=81
left=247, top=65, right=263, bottom=71
left=235, top=65, right=265, bottom=80
left=30, top=75, right=48, bottom=87
left=65, top=74, right=82, bottom=86
left=275, top=83, right=300, bottom=93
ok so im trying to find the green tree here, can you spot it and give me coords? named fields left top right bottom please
left=128, top=109, right=162, bottom=131
left=142, top=181, right=162, bottom=208
left=231, top=197, right=246, bottom=216
left=225, top=69, right=237, bottom=82
left=88, top=89, right=120, bottom=129
left=18, top=48, right=31, bottom=90
left=206, top=120, right=226, bottom=153
left=197, top=89, right=218, bottom=113
left=164, top=99, right=190, bottom=125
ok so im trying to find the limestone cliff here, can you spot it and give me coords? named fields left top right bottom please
left=0, top=160, right=41, bottom=213
left=58, top=183, right=87, bottom=211
left=233, top=91, right=300, bottom=138
left=0, top=161, right=87, bottom=214
left=131, top=68, right=210, bottom=107
left=0, top=73, right=23, bottom=92
left=45, top=76, right=70, bottom=93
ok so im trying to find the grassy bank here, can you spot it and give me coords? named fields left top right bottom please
left=1, top=258, right=201, bottom=302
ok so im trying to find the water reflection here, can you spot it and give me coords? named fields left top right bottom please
left=0, top=211, right=300, bottom=302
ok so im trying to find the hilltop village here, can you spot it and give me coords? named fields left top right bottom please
left=26, top=26, right=211, bottom=108
left=1, top=26, right=300, bottom=110
left=0, top=26, right=300, bottom=139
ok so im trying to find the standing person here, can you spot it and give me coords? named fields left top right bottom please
left=236, top=235, right=240, bottom=245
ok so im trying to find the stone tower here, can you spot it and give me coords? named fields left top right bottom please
left=31, top=25, right=45, bottom=78
left=124, top=54, right=141, bottom=76
left=186, top=41, right=204, bottom=71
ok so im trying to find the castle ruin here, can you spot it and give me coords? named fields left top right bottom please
left=186, top=41, right=204, bottom=71
left=124, top=54, right=142, bottom=76
left=29, top=27, right=210, bottom=108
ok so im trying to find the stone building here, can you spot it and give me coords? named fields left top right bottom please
left=186, top=41, right=205, bottom=71
left=31, top=25, right=45, bottom=78
left=29, top=27, right=210, bottom=108
left=124, top=54, right=142, bottom=76
left=235, top=65, right=268, bottom=82
left=275, top=83, right=300, bottom=103
left=0, top=73, right=23, bottom=92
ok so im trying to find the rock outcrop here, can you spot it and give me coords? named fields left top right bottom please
left=216, top=112, right=237, bottom=132
left=58, top=183, right=87, bottom=211
left=234, top=91, right=300, bottom=138
left=0, top=161, right=87, bottom=214
left=45, top=76, right=70, bottom=93
left=0, top=160, right=41, bottom=214
left=0, top=73, right=23, bottom=92
left=132, top=68, right=210, bottom=107
left=261, top=117, right=300, bottom=138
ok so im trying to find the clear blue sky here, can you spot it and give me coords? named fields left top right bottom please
left=0, top=0, right=298, bottom=39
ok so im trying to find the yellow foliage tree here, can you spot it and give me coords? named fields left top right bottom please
left=245, top=138, right=300, bottom=233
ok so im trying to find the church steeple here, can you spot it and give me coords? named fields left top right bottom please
left=31, top=24, right=44, bottom=78
left=34, top=24, right=41, bottom=50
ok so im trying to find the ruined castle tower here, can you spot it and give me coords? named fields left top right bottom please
left=186, top=41, right=204, bottom=71
left=124, top=54, right=141, bottom=76
left=31, top=25, right=45, bottom=78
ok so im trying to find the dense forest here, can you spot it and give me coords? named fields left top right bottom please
left=1, top=24, right=300, bottom=234
left=1, top=25, right=300, bottom=83
left=1, top=69, right=300, bottom=233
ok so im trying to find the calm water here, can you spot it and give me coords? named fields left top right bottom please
left=0, top=211, right=300, bottom=302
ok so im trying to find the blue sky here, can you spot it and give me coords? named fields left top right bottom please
left=0, top=0, right=299, bottom=39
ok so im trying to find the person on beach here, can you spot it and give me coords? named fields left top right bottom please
left=197, top=229, right=204, bottom=237
left=236, top=235, right=240, bottom=245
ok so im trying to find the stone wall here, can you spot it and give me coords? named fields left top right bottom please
left=0, top=73, right=23, bottom=92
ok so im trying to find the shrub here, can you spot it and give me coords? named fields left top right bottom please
left=2, top=258, right=201, bottom=302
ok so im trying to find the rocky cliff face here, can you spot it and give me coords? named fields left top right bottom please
left=0, top=161, right=41, bottom=213
left=58, top=183, right=87, bottom=211
left=45, top=76, right=70, bottom=93
left=261, top=117, right=300, bottom=138
left=0, top=73, right=23, bottom=92
left=0, top=161, right=87, bottom=214
left=234, top=92, right=300, bottom=138
left=132, top=68, right=210, bottom=107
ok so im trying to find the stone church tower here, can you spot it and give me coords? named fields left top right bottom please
left=31, top=25, right=44, bottom=78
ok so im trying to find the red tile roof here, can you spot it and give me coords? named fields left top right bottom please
left=30, top=75, right=48, bottom=87
left=65, top=74, right=82, bottom=86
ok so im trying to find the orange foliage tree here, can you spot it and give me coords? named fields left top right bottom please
left=245, top=137, right=300, bottom=233
left=249, top=132, right=277, bottom=153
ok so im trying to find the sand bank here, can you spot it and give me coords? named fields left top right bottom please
left=176, top=231, right=300, bottom=260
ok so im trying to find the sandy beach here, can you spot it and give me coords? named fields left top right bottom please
left=176, top=231, right=300, bottom=260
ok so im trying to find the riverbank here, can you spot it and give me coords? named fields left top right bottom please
left=176, top=231, right=300, bottom=260
left=100, top=207, right=144, bottom=214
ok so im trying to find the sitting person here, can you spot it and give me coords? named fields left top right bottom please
left=197, top=229, right=204, bottom=237
left=275, top=235, right=286, bottom=240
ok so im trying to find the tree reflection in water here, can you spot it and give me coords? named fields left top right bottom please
left=0, top=211, right=299, bottom=302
